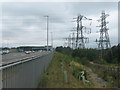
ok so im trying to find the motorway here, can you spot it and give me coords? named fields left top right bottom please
left=2, top=51, right=50, bottom=65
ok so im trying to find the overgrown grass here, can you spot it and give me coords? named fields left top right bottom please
left=38, top=52, right=94, bottom=88
left=93, top=59, right=119, bottom=67
left=38, top=75, right=48, bottom=88
left=87, top=63, right=119, bottom=88
left=70, top=55, right=119, bottom=88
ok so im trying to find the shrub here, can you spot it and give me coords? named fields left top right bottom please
left=38, top=75, right=48, bottom=88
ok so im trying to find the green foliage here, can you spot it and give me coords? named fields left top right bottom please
left=64, top=56, right=73, bottom=64
left=74, top=57, right=89, bottom=66
left=94, top=59, right=108, bottom=64
left=103, top=44, right=120, bottom=64
left=38, top=75, right=48, bottom=88
left=88, top=62, right=119, bottom=87
left=56, top=46, right=73, bottom=55
left=102, top=69, right=118, bottom=87
left=72, top=48, right=99, bottom=61
left=56, top=43, right=120, bottom=64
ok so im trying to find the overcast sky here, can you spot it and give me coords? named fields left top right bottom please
left=1, top=2, right=118, bottom=48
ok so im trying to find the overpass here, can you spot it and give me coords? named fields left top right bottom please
left=0, top=51, right=54, bottom=88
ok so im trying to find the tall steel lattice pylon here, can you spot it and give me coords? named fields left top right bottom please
left=71, top=32, right=76, bottom=49
left=64, top=32, right=76, bottom=49
left=74, top=15, right=92, bottom=49
left=64, top=34, right=72, bottom=48
left=68, top=32, right=76, bottom=49
left=96, top=11, right=112, bottom=58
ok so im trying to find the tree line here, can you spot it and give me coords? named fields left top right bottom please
left=56, top=44, right=120, bottom=64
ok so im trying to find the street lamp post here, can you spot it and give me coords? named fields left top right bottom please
left=51, top=32, right=53, bottom=51
left=44, top=16, right=49, bottom=51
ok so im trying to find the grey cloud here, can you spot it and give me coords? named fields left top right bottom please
left=1, top=2, right=118, bottom=47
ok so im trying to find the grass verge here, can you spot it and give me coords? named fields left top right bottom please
left=38, top=52, right=94, bottom=88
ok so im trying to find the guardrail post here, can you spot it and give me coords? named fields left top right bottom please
left=63, top=70, right=68, bottom=84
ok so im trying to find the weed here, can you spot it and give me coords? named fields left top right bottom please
left=38, top=75, right=48, bottom=88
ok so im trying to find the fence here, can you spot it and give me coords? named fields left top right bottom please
left=0, top=51, right=53, bottom=88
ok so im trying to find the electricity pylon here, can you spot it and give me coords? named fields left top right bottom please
left=71, top=32, right=76, bottom=49
left=64, top=33, right=76, bottom=49
left=96, top=11, right=112, bottom=59
left=73, top=15, right=92, bottom=49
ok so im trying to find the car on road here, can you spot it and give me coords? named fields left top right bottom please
left=25, top=51, right=31, bottom=54
left=1, top=50, right=10, bottom=55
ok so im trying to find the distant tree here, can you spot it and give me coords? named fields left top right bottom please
left=72, top=48, right=99, bottom=61
left=56, top=44, right=120, bottom=64
left=56, top=46, right=73, bottom=55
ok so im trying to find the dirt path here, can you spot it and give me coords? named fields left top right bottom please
left=85, top=67, right=108, bottom=88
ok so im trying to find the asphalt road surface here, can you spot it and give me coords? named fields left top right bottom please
left=2, top=51, right=50, bottom=65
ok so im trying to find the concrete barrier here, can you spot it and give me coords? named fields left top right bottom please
left=1, top=52, right=53, bottom=88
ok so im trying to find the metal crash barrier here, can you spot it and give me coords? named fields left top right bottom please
left=0, top=52, right=53, bottom=88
